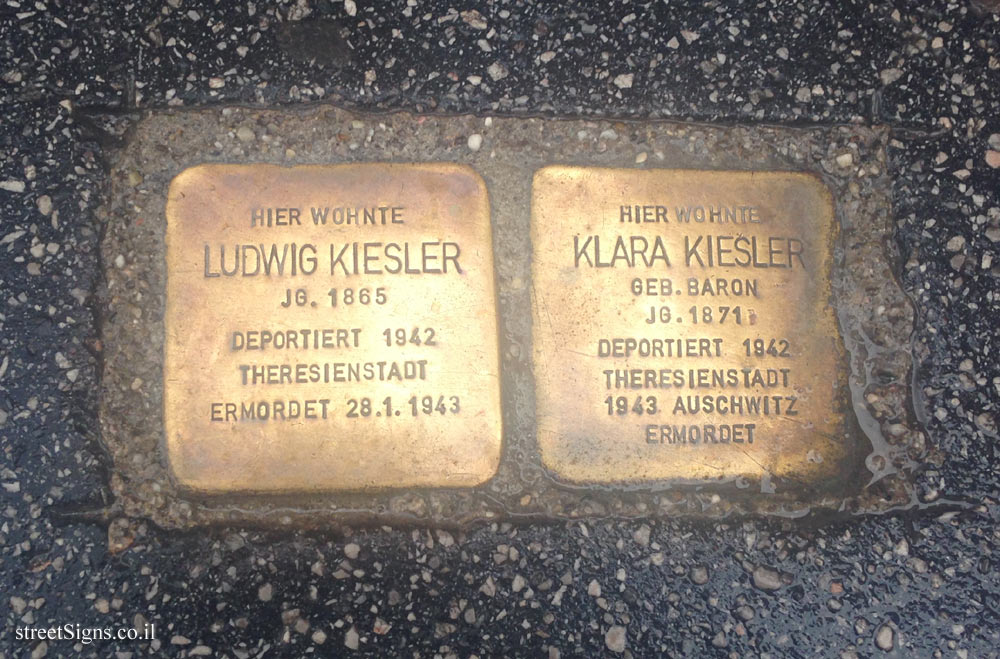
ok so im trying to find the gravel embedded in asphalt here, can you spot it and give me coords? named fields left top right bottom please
left=1, top=1, right=999, bottom=657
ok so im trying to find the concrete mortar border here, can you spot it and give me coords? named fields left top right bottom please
left=97, top=105, right=918, bottom=528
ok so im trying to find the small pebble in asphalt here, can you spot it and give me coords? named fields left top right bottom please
left=345, top=625, right=360, bottom=650
left=689, top=565, right=709, bottom=585
left=875, top=624, right=895, bottom=651
left=605, top=625, right=626, bottom=653
left=633, top=524, right=650, bottom=546
left=753, top=566, right=782, bottom=591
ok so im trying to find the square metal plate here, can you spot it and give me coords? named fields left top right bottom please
left=164, top=163, right=502, bottom=492
left=531, top=167, right=849, bottom=485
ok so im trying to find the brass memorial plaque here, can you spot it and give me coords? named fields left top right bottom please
left=104, top=108, right=913, bottom=524
left=531, top=167, right=848, bottom=484
left=164, top=163, right=502, bottom=492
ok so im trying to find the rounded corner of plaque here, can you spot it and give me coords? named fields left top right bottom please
left=444, top=161, right=484, bottom=179
left=164, top=447, right=208, bottom=494
left=165, top=164, right=217, bottom=219
left=468, top=428, right=504, bottom=487
left=531, top=165, right=563, bottom=185
left=786, top=440, right=862, bottom=495
left=468, top=463, right=501, bottom=489
left=165, top=460, right=196, bottom=492
left=825, top=438, right=868, bottom=488
left=793, top=171, right=835, bottom=207
left=437, top=162, right=490, bottom=205
left=168, top=163, right=213, bottom=192
left=537, top=452, right=576, bottom=486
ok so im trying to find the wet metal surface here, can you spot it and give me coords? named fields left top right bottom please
left=532, top=167, right=851, bottom=484
left=164, top=164, right=502, bottom=492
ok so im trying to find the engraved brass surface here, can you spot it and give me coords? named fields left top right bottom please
left=531, top=167, right=849, bottom=484
left=165, top=163, right=502, bottom=492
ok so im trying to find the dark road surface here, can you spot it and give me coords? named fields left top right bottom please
left=1, top=1, right=999, bottom=657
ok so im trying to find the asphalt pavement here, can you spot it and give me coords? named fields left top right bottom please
left=1, top=1, right=999, bottom=657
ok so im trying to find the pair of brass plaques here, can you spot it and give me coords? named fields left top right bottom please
left=165, top=163, right=844, bottom=493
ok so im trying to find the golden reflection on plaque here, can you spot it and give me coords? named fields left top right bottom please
left=531, top=167, right=849, bottom=484
left=165, top=163, right=502, bottom=492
